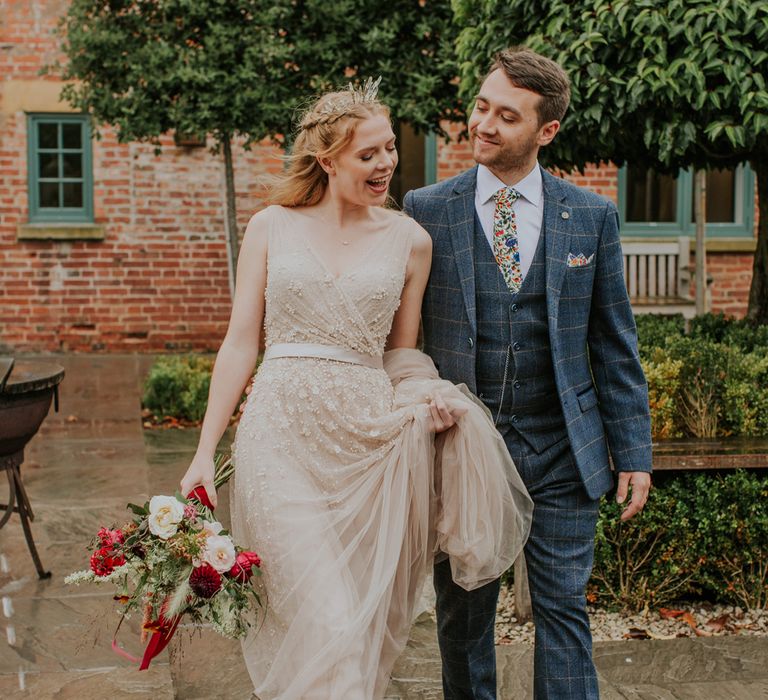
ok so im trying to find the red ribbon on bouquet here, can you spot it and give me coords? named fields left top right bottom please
left=112, top=610, right=182, bottom=670
left=112, top=486, right=213, bottom=670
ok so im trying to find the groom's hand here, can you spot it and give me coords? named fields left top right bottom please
left=616, top=471, right=651, bottom=521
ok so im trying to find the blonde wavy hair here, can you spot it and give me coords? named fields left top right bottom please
left=267, top=90, right=391, bottom=208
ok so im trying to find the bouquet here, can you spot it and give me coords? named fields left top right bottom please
left=65, top=456, right=263, bottom=669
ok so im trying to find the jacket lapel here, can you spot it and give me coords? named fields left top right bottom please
left=447, top=167, right=479, bottom=334
left=542, top=169, right=571, bottom=328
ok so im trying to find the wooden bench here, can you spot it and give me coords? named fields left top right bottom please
left=512, top=437, right=768, bottom=620
left=651, top=437, right=768, bottom=471
left=621, top=237, right=697, bottom=318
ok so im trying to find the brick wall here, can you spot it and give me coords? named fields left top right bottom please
left=707, top=254, right=755, bottom=316
left=0, top=0, right=284, bottom=352
left=0, top=1, right=758, bottom=353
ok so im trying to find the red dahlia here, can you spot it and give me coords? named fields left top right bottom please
left=189, top=564, right=222, bottom=598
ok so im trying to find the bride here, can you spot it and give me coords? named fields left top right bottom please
left=180, top=80, right=532, bottom=699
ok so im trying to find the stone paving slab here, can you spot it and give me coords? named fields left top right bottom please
left=0, top=666, right=174, bottom=700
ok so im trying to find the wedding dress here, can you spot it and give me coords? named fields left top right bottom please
left=230, top=205, right=532, bottom=700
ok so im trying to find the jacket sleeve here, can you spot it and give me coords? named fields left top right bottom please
left=587, top=202, right=653, bottom=473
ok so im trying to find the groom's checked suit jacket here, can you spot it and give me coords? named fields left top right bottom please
left=405, top=166, right=652, bottom=500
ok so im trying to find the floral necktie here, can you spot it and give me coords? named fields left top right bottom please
left=492, top=187, right=522, bottom=293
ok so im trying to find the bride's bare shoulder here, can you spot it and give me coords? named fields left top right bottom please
left=244, top=205, right=283, bottom=238
left=401, top=214, right=431, bottom=255
left=377, top=208, right=430, bottom=247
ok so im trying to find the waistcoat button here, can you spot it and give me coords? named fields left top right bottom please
left=468, top=337, right=474, bottom=348
left=513, top=342, right=522, bottom=351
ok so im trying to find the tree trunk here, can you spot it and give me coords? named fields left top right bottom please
left=694, top=169, right=708, bottom=315
left=222, top=134, right=240, bottom=300
left=747, top=160, right=768, bottom=324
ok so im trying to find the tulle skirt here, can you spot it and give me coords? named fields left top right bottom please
left=230, top=348, right=532, bottom=700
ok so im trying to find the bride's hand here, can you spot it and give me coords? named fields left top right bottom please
left=180, top=453, right=217, bottom=509
left=426, top=392, right=468, bottom=433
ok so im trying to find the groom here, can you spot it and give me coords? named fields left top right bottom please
left=404, top=48, right=652, bottom=699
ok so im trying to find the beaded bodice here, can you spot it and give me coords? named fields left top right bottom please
left=263, top=206, right=413, bottom=357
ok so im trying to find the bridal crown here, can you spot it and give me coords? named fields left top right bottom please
left=301, top=77, right=383, bottom=131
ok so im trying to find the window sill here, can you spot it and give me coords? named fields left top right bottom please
left=621, top=236, right=756, bottom=253
left=17, top=223, right=105, bottom=241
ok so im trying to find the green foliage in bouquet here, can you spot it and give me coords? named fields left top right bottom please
left=142, top=355, right=214, bottom=422
left=590, top=471, right=768, bottom=611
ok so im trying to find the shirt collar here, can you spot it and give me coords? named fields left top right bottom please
left=477, top=162, right=543, bottom=207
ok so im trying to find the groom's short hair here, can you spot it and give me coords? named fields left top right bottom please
left=486, top=48, right=571, bottom=125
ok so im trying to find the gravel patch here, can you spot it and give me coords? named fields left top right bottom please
left=495, top=585, right=768, bottom=645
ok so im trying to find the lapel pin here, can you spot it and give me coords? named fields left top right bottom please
left=561, top=211, right=570, bottom=219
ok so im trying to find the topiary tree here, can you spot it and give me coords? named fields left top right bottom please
left=55, top=0, right=460, bottom=294
left=55, top=0, right=298, bottom=294
left=453, top=0, right=768, bottom=323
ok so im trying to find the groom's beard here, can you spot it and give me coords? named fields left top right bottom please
left=471, top=130, right=539, bottom=174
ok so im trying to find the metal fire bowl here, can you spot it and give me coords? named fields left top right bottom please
left=0, top=360, right=65, bottom=457
left=0, top=389, right=56, bottom=456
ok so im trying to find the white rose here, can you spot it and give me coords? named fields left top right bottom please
left=148, top=495, right=185, bottom=539
left=203, top=535, right=236, bottom=573
left=202, top=520, right=224, bottom=537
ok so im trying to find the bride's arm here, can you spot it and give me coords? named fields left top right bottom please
left=385, top=222, right=432, bottom=351
left=179, top=212, right=268, bottom=507
left=386, top=222, right=463, bottom=432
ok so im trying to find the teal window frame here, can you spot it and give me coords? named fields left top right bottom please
left=617, top=163, right=754, bottom=238
left=27, top=114, right=94, bottom=224
left=424, top=132, right=437, bottom=186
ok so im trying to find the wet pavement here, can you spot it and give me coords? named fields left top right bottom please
left=0, top=355, right=766, bottom=699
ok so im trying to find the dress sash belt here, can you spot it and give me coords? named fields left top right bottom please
left=263, top=343, right=384, bottom=370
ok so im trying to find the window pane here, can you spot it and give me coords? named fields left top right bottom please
left=691, top=169, right=736, bottom=223
left=39, top=182, right=59, bottom=207
left=29, top=116, right=92, bottom=221
left=626, top=167, right=677, bottom=222
left=62, top=182, right=83, bottom=208
left=38, top=123, right=58, bottom=149
left=62, top=153, right=83, bottom=178
left=62, top=123, right=82, bottom=149
left=38, top=152, right=59, bottom=178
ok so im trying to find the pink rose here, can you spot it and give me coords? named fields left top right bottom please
left=97, top=527, right=124, bottom=547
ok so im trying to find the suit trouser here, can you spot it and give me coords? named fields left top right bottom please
left=434, top=427, right=601, bottom=700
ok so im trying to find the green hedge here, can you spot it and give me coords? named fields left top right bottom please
left=591, top=470, right=768, bottom=611
left=142, top=355, right=214, bottom=422
left=638, top=313, right=768, bottom=438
